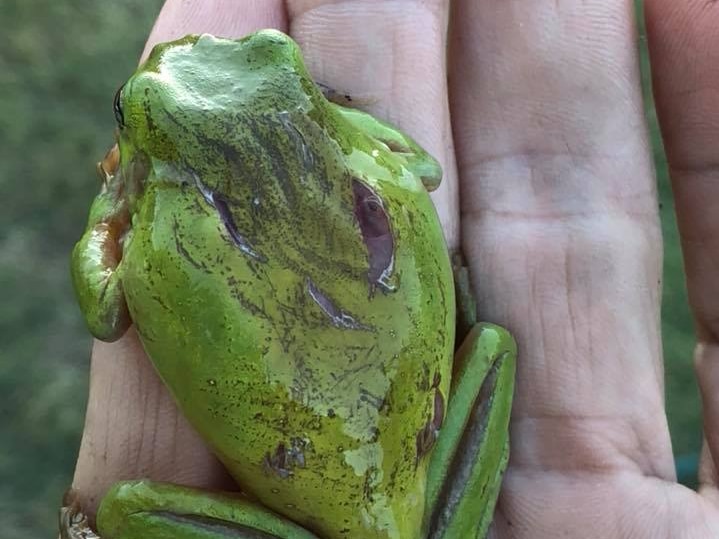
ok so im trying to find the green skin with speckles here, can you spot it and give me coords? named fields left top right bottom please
left=69, top=30, right=516, bottom=539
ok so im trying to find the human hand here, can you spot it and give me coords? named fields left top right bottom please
left=70, top=0, right=719, bottom=536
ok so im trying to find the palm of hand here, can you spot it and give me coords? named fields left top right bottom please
left=70, top=0, right=719, bottom=537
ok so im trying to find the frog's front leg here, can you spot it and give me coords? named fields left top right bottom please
left=422, top=322, right=516, bottom=539
left=326, top=98, right=443, bottom=191
left=61, top=481, right=320, bottom=539
left=70, top=144, right=131, bottom=342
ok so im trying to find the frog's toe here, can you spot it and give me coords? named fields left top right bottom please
left=424, top=324, right=516, bottom=539
left=406, top=152, right=442, bottom=191
left=60, top=489, right=100, bottom=539
left=331, top=105, right=443, bottom=191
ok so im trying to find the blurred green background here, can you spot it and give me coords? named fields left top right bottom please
left=0, top=1, right=699, bottom=538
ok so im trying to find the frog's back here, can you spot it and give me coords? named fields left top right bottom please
left=120, top=31, right=455, bottom=539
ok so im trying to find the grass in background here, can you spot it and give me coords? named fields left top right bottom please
left=0, top=1, right=700, bottom=537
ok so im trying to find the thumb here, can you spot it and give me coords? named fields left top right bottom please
left=71, top=329, right=233, bottom=519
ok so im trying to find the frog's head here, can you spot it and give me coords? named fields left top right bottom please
left=109, top=30, right=401, bottom=292
left=113, top=31, right=321, bottom=166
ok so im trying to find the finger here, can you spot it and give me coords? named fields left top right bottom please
left=141, top=0, right=287, bottom=60
left=72, top=331, right=236, bottom=517
left=645, top=0, right=719, bottom=487
left=71, top=0, right=286, bottom=517
left=449, top=0, right=671, bottom=528
left=286, top=0, right=459, bottom=249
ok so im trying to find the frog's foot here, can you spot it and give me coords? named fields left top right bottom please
left=60, top=480, right=320, bottom=539
left=71, top=144, right=131, bottom=342
left=423, top=323, right=517, bottom=539
left=324, top=92, right=443, bottom=191
left=60, top=489, right=100, bottom=539
left=451, top=252, right=479, bottom=345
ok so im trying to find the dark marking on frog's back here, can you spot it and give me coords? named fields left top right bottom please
left=352, top=179, right=395, bottom=293
left=415, top=372, right=445, bottom=463
left=226, top=275, right=271, bottom=320
left=243, top=114, right=301, bottom=208
left=172, top=217, right=210, bottom=272
left=306, top=277, right=371, bottom=330
left=358, top=387, right=385, bottom=411
left=263, top=438, right=308, bottom=479
left=213, top=193, right=266, bottom=260
left=151, top=512, right=280, bottom=539
left=192, top=174, right=266, bottom=262
left=278, top=110, right=314, bottom=170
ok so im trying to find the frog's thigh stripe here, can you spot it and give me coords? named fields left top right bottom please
left=426, top=325, right=516, bottom=539
left=127, top=512, right=288, bottom=538
left=428, top=359, right=510, bottom=538
left=96, top=480, right=320, bottom=539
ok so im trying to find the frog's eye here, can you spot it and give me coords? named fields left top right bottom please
left=113, top=85, right=125, bottom=128
left=352, top=180, right=394, bottom=290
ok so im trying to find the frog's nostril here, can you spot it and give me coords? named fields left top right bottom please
left=352, top=179, right=394, bottom=292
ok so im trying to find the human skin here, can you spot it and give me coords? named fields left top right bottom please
left=69, top=0, right=719, bottom=536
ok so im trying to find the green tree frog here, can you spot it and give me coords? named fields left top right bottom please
left=65, top=30, right=516, bottom=539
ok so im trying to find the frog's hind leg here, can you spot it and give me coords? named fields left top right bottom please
left=60, top=481, right=319, bottom=539
left=319, top=84, right=443, bottom=191
left=422, top=256, right=517, bottom=539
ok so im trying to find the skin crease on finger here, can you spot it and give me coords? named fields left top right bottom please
left=69, top=0, right=719, bottom=537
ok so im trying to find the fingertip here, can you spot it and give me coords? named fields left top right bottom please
left=645, top=0, right=719, bottom=168
left=142, top=0, right=288, bottom=61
